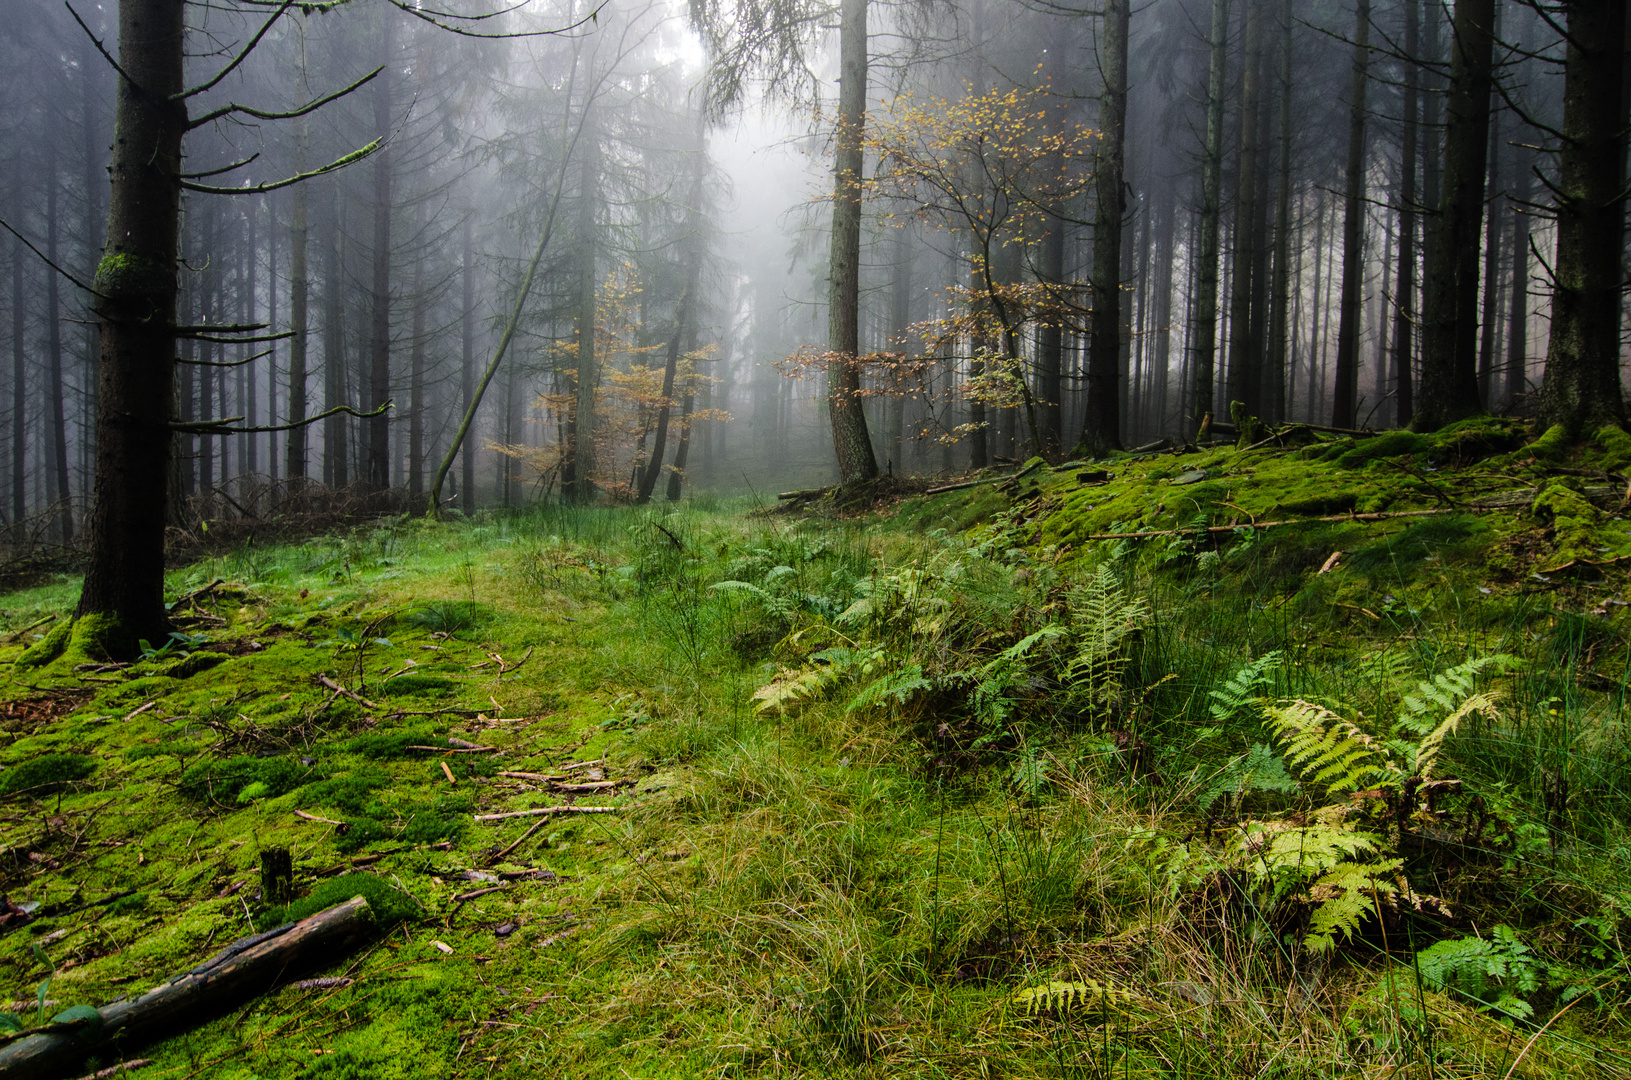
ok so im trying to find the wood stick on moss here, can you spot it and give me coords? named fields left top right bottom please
left=474, top=806, right=619, bottom=822
left=0, top=897, right=373, bottom=1080
left=1082, top=507, right=1457, bottom=540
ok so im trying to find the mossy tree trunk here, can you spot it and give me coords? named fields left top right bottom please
left=1190, top=0, right=1229, bottom=436
left=76, top=0, right=187, bottom=654
left=1536, top=0, right=1628, bottom=437
left=1329, top=0, right=1370, bottom=429
left=826, top=0, right=880, bottom=486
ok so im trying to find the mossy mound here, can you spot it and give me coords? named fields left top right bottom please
left=0, top=752, right=97, bottom=798
left=179, top=754, right=318, bottom=805
left=374, top=673, right=456, bottom=698
left=1335, top=430, right=1430, bottom=469
left=260, top=872, right=418, bottom=931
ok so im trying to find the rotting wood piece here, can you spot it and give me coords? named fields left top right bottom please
left=0, top=897, right=373, bottom=1080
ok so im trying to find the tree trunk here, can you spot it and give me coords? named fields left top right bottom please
left=1504, top=149, right=1532, bottom=408
left=366, top=12, right=394, bottom=490
left=1036, top=213, right=1065, bottom=456
left=1415, top=0, right=1494, bottom=430
left=11, top=234, right=24, bottom=523
left=76, top=0, right=186, bottom=652
left=1226, top=0, right=1263, bottom=418
left=45, top=143, right=73, bottom=542
left=1264, top=0, right=1293, bottom=425
left=323, top=189, right=347, bottom=489
left=1536, top=0, right=1628, bottom=435
left=1190, top=0, right=1230, bottom=435
left=825, top=0, right=880, bottom=485
left=1476, top=88, right=1504, bottom=409
left=565, top=112, right=599, bottom=500
left=1330, top=0, right=1370, bottom=429
left=1392, top=0, right=1420, bottom=427
left=460, top=216, right=476, bottom=513
left=407, top=256, right=426, bottom=501
left=1081, top=0, right=1129, bottom=457
left=287, top=121, right=309, bottom=479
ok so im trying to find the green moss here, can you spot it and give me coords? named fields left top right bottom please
left=1596, top=424, right=1631, bottom=473
left=1334, top=430, right=1430, bottom=469
left=1530, top=479, right=1604, bottom=568
left=1521, top=423, right=1570, bottom=462
left=14, top=620, right=71, bottom=670
left=179, top=754, right=318, bottom=805
left=254, top=873, right=413, bottom=932
left=93, top=253, right=173, bottom=299
left=374, top=674, right=455, bottom=698
left=1346, top=515, right=1485, bottom=576
left=0, top=752, right=97, bottom=797
left=343, top=728, right=440, bottom=758
left=158, top=651, right=232, bottom=679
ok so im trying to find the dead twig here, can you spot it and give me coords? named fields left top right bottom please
left=474, top=806, right=619, bottom=822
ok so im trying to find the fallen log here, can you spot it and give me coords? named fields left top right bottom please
left=0, top=897, right=374, bottom=1080
left=474, top=805, right=620, bottom=822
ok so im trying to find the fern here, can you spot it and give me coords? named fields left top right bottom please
left=1263, top=700, right=1398, bottom=794
left=1209, top=651, right=1284, bottom=726
left=1010, top=979, right=1139, bottom=1017
left=847, top=663, right=933, bottom=717
left=1395, top=654, right=1518, bottom=737
left=1302, top=860, right=1402, bottom=954
left=1416, top=925, right=1543, bottom=1019
left=1198, top=742, right=1297, bottom=812
left=1065, top=565, right=1149, bottom=716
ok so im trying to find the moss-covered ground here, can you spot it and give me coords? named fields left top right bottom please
left=3, top=422, right=1631, bottom=1077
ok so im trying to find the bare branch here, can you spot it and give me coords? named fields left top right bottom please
left=176, top=347, right=272, bottom=369
left=186, top=66, right=383, bottom=131
left=173, top=0, right=296, bottom=101
left=180, top=139, right=381, bottom=195
left=382, top=0, right=603, bottom=39
left=64, top=3, right=141, bottom=92
left=0, top=215, right=103, bottom=297
left=172, top=400, right=393, bottom=436
left=180, top=154, right=260, bottom=179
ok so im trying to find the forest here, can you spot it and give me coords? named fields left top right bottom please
left=0, top=0, right=1628, bottom=1075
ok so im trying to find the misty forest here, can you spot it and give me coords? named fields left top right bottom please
left=0, top=0, right=1630, bottom=1075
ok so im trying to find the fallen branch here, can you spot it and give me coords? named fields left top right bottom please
left=1082, top=507, right=1462, bottom=541
left=474, top=806, right=620, bottom=822
left=776, top=486, right=831, bottom=501
left=484, top=818, right=549, bottom=866
left=496, top=771, right=567, bottom=784
left=548, top=779, right=632, bottom=794
left=0, top=898, right=373, bottom=1078
left=406, top=745, right=501, bottom=754
left=2, top=615, right=56, bottom=644
left=71, top=1061, right=151, bottom=1080
left=315, top=674, right=381, bottom=711
left=452, top=886, right=505, bottom=903
left=294, top=810, right=345, bottom=827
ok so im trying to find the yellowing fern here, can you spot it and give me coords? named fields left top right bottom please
left=1263, top=700, right=1398, bottom=793
left=1010, top=979, right=1140, bottom=1018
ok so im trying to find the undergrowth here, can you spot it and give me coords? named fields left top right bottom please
left=1, top=432, right=1631, bottom=1077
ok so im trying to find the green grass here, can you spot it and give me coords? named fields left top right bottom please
left=2, top=452, right=1631, bottom=1078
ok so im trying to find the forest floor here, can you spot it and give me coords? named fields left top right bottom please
left=3, top=416, right=1631, bottom=1078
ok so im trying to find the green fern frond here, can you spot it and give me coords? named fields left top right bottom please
left=1303, top=859, right=1401, bottom=954
left=1263, top=700, right=1398, bottom=793
left=1209, top=651, right=1284, bottom=725
left=1412, top=690, right=1501, bottom=778
left=751, top=665, right=839, bottom=715
left=1010, top=979, right=1138, bottom=1017
left=1396, top=654, right=1518, bottom=738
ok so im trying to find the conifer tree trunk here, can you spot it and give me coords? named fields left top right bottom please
left=566, top=113, right=599, bottom=500
left=11, top=235, right=24, bottom=523
left=1476, top=92, right=1504, bottom=408
left=76, top=0, right=186, bottom=649
left=407, top=257, right=425, bottom=500
left=1227, top=0, right=1263, bottom=417
left=1081, top=0, right=1129, bottom=456
left=1265, top=0, right=1293, bottom=426
left=1330, top=0, right=1370, bottom=429
left=323, top=192, right=347, bottom=489
left=460, top=216, right=476, bottom=513
left=1392, top=0, right=1420, bottom=427
left=1504, top=151, right=1532, bottom=408
left=1190, top=0, right=1230, bottom=435
left=287, top=122, right=309, bottom=480
left=825, top=0, right=880, bottom=484
left=44, top=142, right=73, bottom=542
left=1536, top=0, right=1628, bottom=435
left=1415, top=0, right=1494, bottom=429
left=366, top=12, right=394, bottom=490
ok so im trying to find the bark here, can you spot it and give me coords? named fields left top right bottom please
left=887, top=224, right=911, bottom=467
left=366, top=13, right=394, bottom=490
left=460, top=216, right=476, bottom=513
left=1265, top=0, right=1293, bottom=426
left=1227, top=0, right=1264, bottom=417
left=1415, top=0, right=1495, bottom=430
left=1504, top=150, right=1532, bottom=408
left=10, top=235, right=23, bottom=523
left=1081, top=0, right=1129, bottom=456
left=1476, top=92, right=1504, bottom=408
left=565, top=111, right=599, bottom=500
left=407, top=256, right=426, bottom=500
left=1036, top=215, right=1065, bottom=456
left=287, top=122, right=310, bottom=479
left=1190, top=0, right=1230, bottom=435
left=666, top=320, right=701, bottom=502
left=1152, top=187, right=1176, bottom=433
left=323, top=189, right=347, bottom=488
left=76, top=0, right=185, bottom=650
left=825, top=0, right=880, bottom=484
left=45, top=143, right=73, bottom=541
left=1536, top=0, right=1628, bottom=435
left=1392, top=0, right=1420, bottom=427
left=1329, top=0, right=1370, bottom=429
left=0, top=898, right=374, bottom=1079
